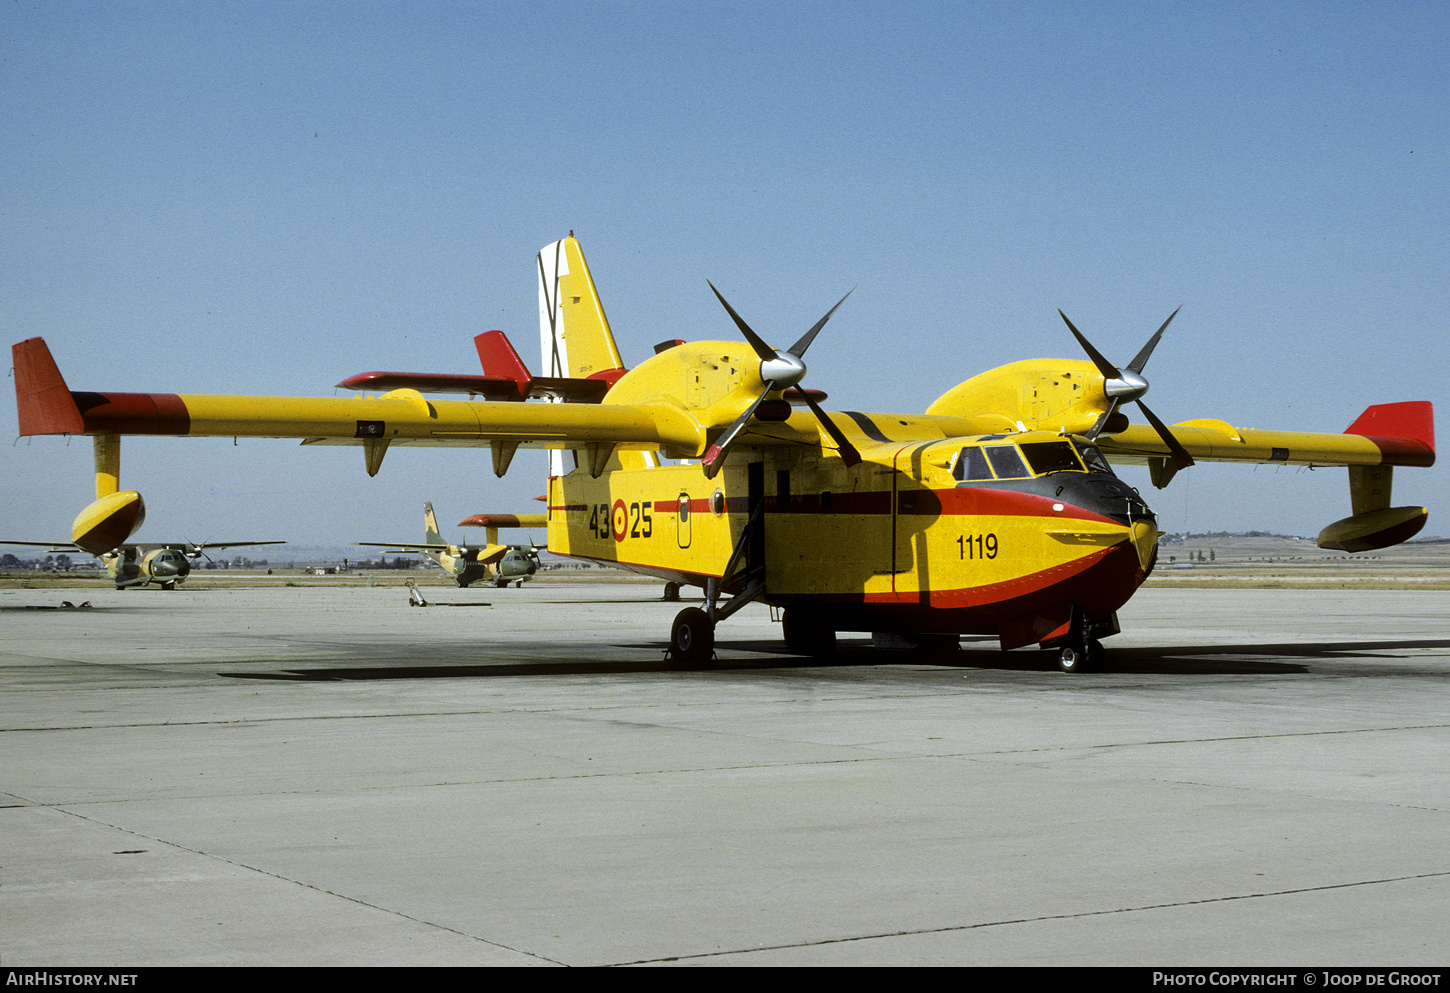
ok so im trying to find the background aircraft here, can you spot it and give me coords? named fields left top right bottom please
left=0, top=539, right=285, bottom=589
left=9, top=235, right=1434, bottom=669
left=357, top=502, right=545, bottom=588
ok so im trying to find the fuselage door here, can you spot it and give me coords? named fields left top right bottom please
left=676, top=493, right=691, bottom=548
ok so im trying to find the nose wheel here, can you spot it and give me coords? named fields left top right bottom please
left=1056, top=604, right=1106, bottom=672
left=1058, top=638, right=1102, bottom=673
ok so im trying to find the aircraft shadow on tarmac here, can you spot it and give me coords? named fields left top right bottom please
left=219, top=637, right=1450, bottom=681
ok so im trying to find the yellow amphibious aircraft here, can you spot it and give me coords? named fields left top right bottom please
left=10, top=234, right=1435, bottom=669
left=357, top=502, right=545, bottom=588
left=1, top=539, right=284, bottom=589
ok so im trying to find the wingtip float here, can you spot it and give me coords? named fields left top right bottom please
left=10, top=235, right=1437, bottom=671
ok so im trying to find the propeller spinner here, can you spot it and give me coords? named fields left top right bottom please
left=1058, top=307, right=1195, bottom=471
left=701, top=282, right=862, bottom=479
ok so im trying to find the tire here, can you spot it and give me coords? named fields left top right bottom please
left=670, top=607, right=715, bottom=664
left=1059, top=645, right=1084, bottom=673
left=662, top=582, right=681, bottom=602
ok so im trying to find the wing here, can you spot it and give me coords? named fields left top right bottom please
left=1094, top=402, right=1434, bottom=550
left=1095, top=402, right=1434, bottom=469
left=355, top=542, right=453, bottom=551
left=14, top=337, right=708, bottom=472
left=191, top=541, right=287, bottom=551
left=0, top=540, right=82, bottom=551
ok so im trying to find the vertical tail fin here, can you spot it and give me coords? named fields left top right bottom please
left=536, top=234, right=656, bottom=475
left=537, top=234, right=627, bottom=382
left=424, top=501, right=444, bottom=546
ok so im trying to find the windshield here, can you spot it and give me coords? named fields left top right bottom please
left=1072, top=442, right=1115, bottom=475
left=1019, top=441, right=1085, bottom=475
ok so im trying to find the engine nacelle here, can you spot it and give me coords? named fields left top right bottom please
left=71, top=491, right=146, bottom=555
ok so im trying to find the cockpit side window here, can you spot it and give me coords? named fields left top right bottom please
left=953, top=446, right=994, bottom=481
left=985, top=445, right=1030, bottom=479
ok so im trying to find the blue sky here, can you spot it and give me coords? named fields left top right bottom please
left=3, top=1, right=1445, bottom=548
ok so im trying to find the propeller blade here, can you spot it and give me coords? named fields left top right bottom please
left=707, top=281, right=777, bottom=361
left=1135, top=400, right=1195, bottom=470
left=704, top=281, right=860, bottom=473
left=701, top=386, right=777, bottom=480
left=798, top=390, right=862, bottom=467
left=787, top=287, right=854, bottom=357
left=1058, top=310, right=1120, bottom=381
left=1085, top=397, right=1122, bottom=441
left=1126, top=306, right=1181, bottom=375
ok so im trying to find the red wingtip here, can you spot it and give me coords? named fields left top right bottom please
left=13, top=338, right=85, bottom=436
left=1345, top=401, right=1435, bottom=467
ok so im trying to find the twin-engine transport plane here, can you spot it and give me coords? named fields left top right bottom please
left=357, top=502, right=545, bottom=588
left=1, top=539, right=285, bottom=590
left=10, top=234, right=1435, bottom=670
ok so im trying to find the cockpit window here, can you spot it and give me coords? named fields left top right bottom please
left=1072, top=442, right=1115, bottom=475
left=985, top=445, right=1030, bottom=479
left=1019, top=441, right=1085, bottom=475
left=953, top=446, right=994, bottom=481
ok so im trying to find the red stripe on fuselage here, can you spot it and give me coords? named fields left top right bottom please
left=559, top=485, right=1115, bottom=523
left=778, top=540, right=1145, bottom=637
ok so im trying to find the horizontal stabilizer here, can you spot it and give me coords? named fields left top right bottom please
left=335, top=371, right=535, bottom=400
left=457, top=514, right=547, bottom=529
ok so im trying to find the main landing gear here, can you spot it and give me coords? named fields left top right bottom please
left=666, top=573, right=766, bottom=665
left=669, top=607, right=714, bottom=663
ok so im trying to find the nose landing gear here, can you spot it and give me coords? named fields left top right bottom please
left=1055, top=604, right=1112, bottom=673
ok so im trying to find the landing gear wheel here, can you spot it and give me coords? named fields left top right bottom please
left=1058, top=638, right=1100, bottom=673
left=782, top=606, right=836, bottom=658
left=670, top=607, right=715, bottom=664
left=662, top=581, right=681, bottom=602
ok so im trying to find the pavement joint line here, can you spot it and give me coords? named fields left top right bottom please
left=614, top=870, right=1450, bottom=966
left=965, top=722, right=1450, bottom=756
left=1128, top=775, right=1450, bottom=814
left=23, top=804, right=569, bottom=967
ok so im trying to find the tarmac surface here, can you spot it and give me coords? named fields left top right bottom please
left=2, top=580, right=1448, bottom=966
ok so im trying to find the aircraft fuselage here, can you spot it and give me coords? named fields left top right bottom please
left=549, top=430, right=1155, bottom=651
